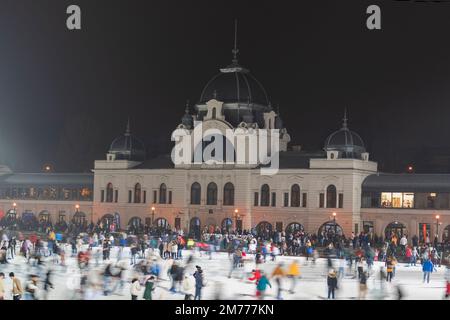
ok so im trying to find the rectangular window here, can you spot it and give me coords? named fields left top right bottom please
left=392, top=192, right=402, bottom=208
left=319, top=193, right=324, bottom=208
left=284, top=193, right=289, bottom=207
left=338, top=193, right=344, bottom=208
left=302, top=193, right=307, bottom=207
left=254, top=192, right=259, bottom=206
left=101, top=190, right=105, bottom=202
left=153, top=190, right=157, bottom=204
left=276, top=222, right=283, bottom=232
left=381, top=192, right=392, bottom=208
left=114, top=190, right=118, bottom=203
left=128, top=190, right=132, bottom=203
left=168, top=191, right=172, bottom=204
left=175, top=218, right=181, bottom=230
left=143, top=191, right=146, bottom=203
left=271, top=192, right=276, bottom=207
left=402, top=193, right=414, bottom=208
left=355, top=223, right=359, bottom=234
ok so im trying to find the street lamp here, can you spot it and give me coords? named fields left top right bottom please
left=436, top=215, right=440, bottom=243
left=75, top=204, right=80, bottom=212
left=234, top=209, right=239, bottom=233
left=332, top=212, right=337, bottom=234
left=151, top=206, right=155, bottom=226
left=12, top=202, right=17, bottom=219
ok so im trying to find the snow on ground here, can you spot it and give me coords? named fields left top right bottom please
left=0, top=246, right=447, bottom=300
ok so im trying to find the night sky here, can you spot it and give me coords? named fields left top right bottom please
left=1, top=0, right=450, bottom=173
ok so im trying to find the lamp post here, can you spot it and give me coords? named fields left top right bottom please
left=332, top=212, right=337, bottom=234
left=151, top=206, right=155, bottom=227
left=12, top=202, right=17, bottom=220
left=436, top=214, right=440, bottom=243
left=234, top=209, right=239, bottom=233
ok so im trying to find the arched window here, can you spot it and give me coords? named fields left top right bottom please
left=106, top=183, right=114, bottom=203
left=291, top=184, right=300, bottom=207
left=326, top=185, right=337, bottom=208
left=134, top=183, right=141, bottom=203
left=261, top=184, right=270, bottom=206
left=206, top=182, right=218, bottom=205
left=223, top=182, right=235, bottom=206
left=159, top=183, right=167, bottom=204
left=191, top=182, right=201, bottom=205
left=212, top=107, right=216, bottom=119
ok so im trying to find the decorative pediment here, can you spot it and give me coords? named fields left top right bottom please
left=205, top=99, right=225, bottom=121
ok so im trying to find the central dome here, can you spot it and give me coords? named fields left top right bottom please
left=199, top=63, right=269, bottom=106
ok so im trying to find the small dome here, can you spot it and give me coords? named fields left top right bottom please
left=109, top=121, right=146, bottom=161
left=324, top=113, right=366, bottom=159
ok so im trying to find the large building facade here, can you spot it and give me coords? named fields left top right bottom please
left=0, top=50, right=449, bottom=243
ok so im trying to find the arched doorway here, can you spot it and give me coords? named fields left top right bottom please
left=73, top=211, right=86, bottom=225
left=154, top=218, right=171, bottom=234
left=443, top=225, right=450, bottom=243
left=384, top=222, right=407, bottom=241
left=21, top=211, right=38, bottom=231
left=1, top=209, right=19, bottom=229
left=318, top=220, right=344, bottom=238
left=285, top=222, right=304, bottom=235
left=128, top=217, right=143, bottom=234
left=255, top=221, right=273, bottom=239
left=189, top=217, right=201, bottom=240
left=222, top=218, right=233, bottom=233
left=99, top=214, right=114, bottom=232
left=38, top=210, right=51, bottom=223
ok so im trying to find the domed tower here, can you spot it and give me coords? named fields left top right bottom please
left=194, top=21, right=274, bottom=129
left=324, top=110, right=368, bottom=160
left=107, top=119, right=146, bottom=161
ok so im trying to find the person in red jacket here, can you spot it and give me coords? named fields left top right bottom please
left=248, top=269, right=262, bottom=283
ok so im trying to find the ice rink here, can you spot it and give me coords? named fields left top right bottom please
left=0, top=246, right=448, bottom=300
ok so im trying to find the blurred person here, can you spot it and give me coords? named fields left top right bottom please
left=286, top=260, right=300, bottom=294
left=327, top=269, right=338, bottom=299
left=9, top=272, right=23, bottom=300
left=193, top=265, right=204, bottom=300
left=24, top=274, right=39, bottom=300
left=359, top=271, right=368, bottom=300
left=43, top=269, right=54, bottom=300
left=0, top=272, right=5, bottom=300
left=256, top=271, right=272, bottom=300
left=422, top=259, right=434, bottom=283
left=386, top=257, right=394, bottom=282
left=271, top=262, right=285, bottom=300
left=182, top=274, right=195, bottom=300
left=130, top=278, right=141, bottom=300
left=143, top=275, right=156, bottom=300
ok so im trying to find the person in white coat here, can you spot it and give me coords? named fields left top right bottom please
left=182, top=274, right=195, bottom=300
left=130, top=278, right=141, bottom=300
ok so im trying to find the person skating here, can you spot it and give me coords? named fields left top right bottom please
left=386, top=256, right=394, bottom=282
left=359, top=271, right=368, bottom=300
left=422, top=259, right=434, bottom=283
left=193, top=265, right=204, bottom=300
left=9, top=272, right=23, bottom=300
left=271, top=262, right=285, bottom=300
left=0, top=272, right=5, bottom=300
left=143, top=275, right=156, bottom=300
left=182, top=274, right=195, bottom=300
left=286, top=260, right=300, bottom=294
left=327, top=270, right=338, bottom=299
left=256, top=271, right=271, bottom=300
left=24, top=274, right=39, bottom=300
left=130, top=278, right=141, bottom=300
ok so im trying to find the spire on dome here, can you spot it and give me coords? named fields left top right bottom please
left=125, top=117, right=131, bottom=136
left=342, top=108, right=348, bottom=129
left=232, top=19, right=239, bottom=64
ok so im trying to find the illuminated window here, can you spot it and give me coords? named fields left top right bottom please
left=392, top=193, right=402, bottom=208
left=402, top=193, right=414, bottom=208
left=381, top=192, right=392, bottom=207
